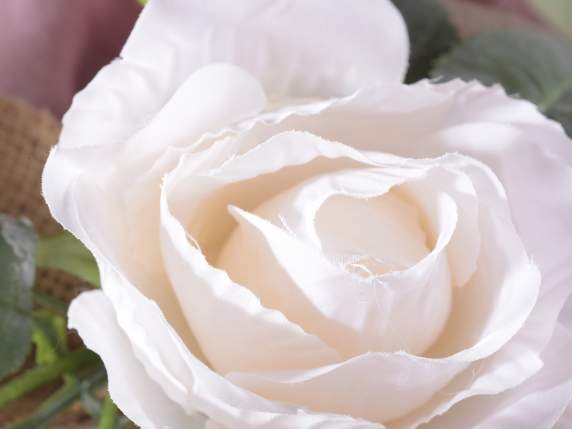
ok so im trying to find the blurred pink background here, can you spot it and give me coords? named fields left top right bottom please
left=0, top=0, right=542, bottom=118
left=0, top=0, right=141, bottom=117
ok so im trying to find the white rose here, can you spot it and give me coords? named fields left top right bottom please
left=43, top=1, right=572, bottom=428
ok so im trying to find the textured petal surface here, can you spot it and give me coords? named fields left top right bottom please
left=228, top=352, right=463, bottom=423
left=160, top=179, right=341, bottom=375
left=419, top=326, right=572, bottom=429
left=42, top=64, right=268, bottom=357
left=71, top=262, right=384, bottom=429
left=68, top=291, right=200, bottom=429
left=56, top=0, right=408, bottom=150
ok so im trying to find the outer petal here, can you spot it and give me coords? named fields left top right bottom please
left=75, top=259, right=383, bottom=429
left=58, top=0, right=408, bottom=150
left=68, top=291, right=202, bottom=429
left=419, top=325, right=572, bottom=429
left=42, top=64, right=268, bottom=358
left=228, top=352, right=463, bottom=424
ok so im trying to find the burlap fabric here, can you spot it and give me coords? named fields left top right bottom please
left=0, top=97, right=91, bottom=427
left=0, top=97, right=91, bottom=302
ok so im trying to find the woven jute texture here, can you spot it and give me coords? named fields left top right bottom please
left=0, top=97, right=90, bottom=302
left=0, top=97, right=92, bottom=428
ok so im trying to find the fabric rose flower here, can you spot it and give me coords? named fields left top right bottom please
left=43, top=0, right=572, bottom=428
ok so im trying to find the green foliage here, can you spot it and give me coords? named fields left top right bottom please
left=36, top=231, right=99, bottom=287
left=32, top=311, right=68, bottom=366
left=5, top=367, right=106, bottom=429
left=0, top=216, right=36, bottom=379
left=432, top=30, right=572, bottom=136
left=0, top=348, right=99, bottom=409
left=392, top=0, right=458, bottom=83
left=97, top=395, right=120, bottom=429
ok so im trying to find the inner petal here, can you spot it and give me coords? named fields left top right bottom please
left=316, top=193, right=430, bottom=277
left=216, top=167, right=455, bottom=357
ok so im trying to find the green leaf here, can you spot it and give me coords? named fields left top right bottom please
left=432, top=30, right=572, bottom=136
left=527, top=0, right=572, bottom=39
left=137, top=0, right=148, bottom=5
left=32, top=311, right=68, bottom=366
left=37, top=231, right=99, bottom=287
left=0, top=215, right=36, bottom=379
left=392, top=0, right=458, bottom=83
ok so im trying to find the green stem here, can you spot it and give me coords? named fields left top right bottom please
left=0, top=348, right=99, bottom=408
left=97, top=394, right=119, bottom=429
left=33, top=290, right=68, bottom=316
left=5, top=367, right=106, bottom=429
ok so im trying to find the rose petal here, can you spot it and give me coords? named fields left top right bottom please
left=68, top=290, right=200, bottom=428
left=165, top=131, right=456, bottom=357
left=223, top=199, right=452, bottom=357
left=315, top=192, right=430, bottom=273
left=426, top=121, right=572, bottom=306
left=70, top=272, right=384, bottom=429
left=42, top=64, right=268, bottom=355
left=54, top=0, right=407, bottom=151
left=159, top=180, right=341, bottom=374
left=418, top=325, right=572, bottom=429
left=162, top=131, right=378, bottom=264
left=216, top=152, right=485, bottom=357
left=128, top=0, right=409, bottom=95
left=228, top=352, right=463, bottom=423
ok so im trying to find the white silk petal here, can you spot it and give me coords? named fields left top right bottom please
left=163, top=131, right=380, bottom=264
left=426, top=157, right=540, bottom=359
left=396, top=162, right=480, bottom=288
left=315, top=193, right=429, bottom=273
left=222, top=87, right=545, bottom=357
left=42, top=63, right=268, bottom=359
left=216, top=151, right=540, bottom=427
left=159, top=184, right=341, bottom=375
left=425, top=121, right=572, bottom=302
left=222, top=194, right=453, bottom=357
left=57, top=0, right=407, bottom=151
left=227, top=166, right=431, bottom=256
left=73, top=266, right=385, bottom=429
left=394, top=264, right=558, bottom=429
left=45, top=62, right=266, bottom=224
left=119, top=63, right=267, bottom=167
left=177, top=134, right=456, bottom=357
left=390, top=168, right=542, bottom=427
left=419, top=326, right=572, bottom=429
left=68, top=291, right=200, bottom=429
left=286, top=80, right=572, bottom=321
left=216, top=155, right=487, bottom=357
left=128, top=0, right=409, bottom=96
left=228, top=352, right=464, bottom=424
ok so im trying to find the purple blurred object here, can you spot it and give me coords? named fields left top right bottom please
left=0, top=0, right=141, bottom=117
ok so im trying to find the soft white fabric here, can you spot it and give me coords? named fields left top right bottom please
left=44, top=1, right=572, bottom=428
